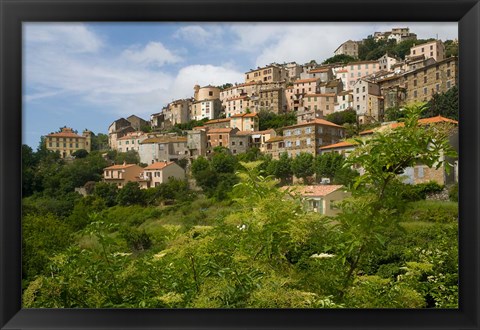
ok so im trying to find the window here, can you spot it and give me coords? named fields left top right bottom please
left=414, top=90, right=418, bottom=98
left=317, top=127, right=323, bottom=133
left=447, top=69, right=451, bottom=77
left=56, top=142, right=59, bottom=147
left=413, top=80, right=417, bottom=87
left=69, top=143, right=72, bottom=148
left=306, top=127, right=312, bottom=134
left=295, top=129, right=301, bottom=135
left=231, top=141, right=235, bottom=146
left=436, top=84, right=440, bottom=92
left=286, top=141, right=292, bottom=147
left=424, top=87, right=428, bottom=95
left=48, top=142, right=52, bottom=147
left=436, top=72, right=440, bottom=80
left=306, top=138, right=311, bottom=145
left=447, top=81, right=451, bottom=89
left=296, top=140, right=300, bottom=146
left=239, top=141, right=243, bottom=146
left=219, top=135, right=222, bottom=139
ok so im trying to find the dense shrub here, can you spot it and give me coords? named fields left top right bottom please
left=449, top=183, right=458, bottom=202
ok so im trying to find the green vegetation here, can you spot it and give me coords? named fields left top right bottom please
left=322, top=54, right=357, bottom=65
left=22, top=105, right=458, bottom=308
left=258, top=110, right=297, bottom=131
left=385, top=86, right=459, bottom=122
left=358, top=37, right=434, bottom=61
left=326, top=109, right=357, bottom=126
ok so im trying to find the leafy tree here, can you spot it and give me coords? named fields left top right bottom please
left=322, top=54, right=357, bottom=64
left=347, top=103, right=457, bottom=200
left=176, top=158, right=189, bottom=170
left=335, top=104, right=458, bottom=295
left=444, top=40, right=458, bottom=58
left=384, top=106, right=406, bottom=122
left=140, top=125, right=152, bottom=133
left=72, top=149, right=89, bottom=158
left=116, top=182, right=145, bottom=206
left=91, top=133, right=109, bottom=151
left=211, top=150, right=237, bottom=174
left=22, top=213, right=73, bottom=281
left=314, top=152, right=345, bottom=181
left=326, top=109, right=357, bottom=125
left=115, top=150, right=140, bottom=165
left=291, top=152, right=314, bottom=184
left=423, top=86, right=458, bottom=120
left=258, top=111, right=297, bottom=131
left=191, top=156, right=210, bottom=175
left=267, top=152, right=293, bottom=185
left=236, top=147, right=261, bottom=162
left=94, top=182, right=119, bottom=207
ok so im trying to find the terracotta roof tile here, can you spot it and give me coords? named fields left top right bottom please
left=144, top=161, right=175, bottom=170
left=283, top=118, right=344, bottom=129
left=285, top=185, right=344, bottom=197
left=320, top=141, right=358, bottom=150
left=104, top=164, right=138, bottom=170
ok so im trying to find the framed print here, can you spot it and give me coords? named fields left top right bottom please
left=1, top=0, right=479, bottom=329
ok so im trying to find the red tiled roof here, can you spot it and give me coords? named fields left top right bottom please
left=205, top=118, right=230, bottom=124
left=320, top=141, right=358, bottom=150
left=265, top=136, right=284, bottom=143
left=359, top=115, right=458, bottom=135
left=283, top=118, right=344, bottom=129
left=285, top=185, right=344, bottom=197
left=144, top=161, right=175, bottom=170
left=207, top=128, right=234, bottom=133
left=104, top=164, right=137, bottom=170
left=46, top=128, right=85, bottom=138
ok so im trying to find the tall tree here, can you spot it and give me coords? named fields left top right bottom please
left=291, top=152, right=315, bottom=184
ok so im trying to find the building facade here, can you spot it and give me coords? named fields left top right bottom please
left=282, top=119, right=346, bottom=157
left=45, top=127, right=92, bottom=158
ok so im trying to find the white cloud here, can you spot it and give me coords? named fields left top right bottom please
left=121, top=41, right=182, bottom=67
left=228, top=22, right=458, bottom=68
left=24, top=23, right=103, bottom=53
left=173, top=24, right=224, bottom=46
left=170, top=64, right=244, bottom=99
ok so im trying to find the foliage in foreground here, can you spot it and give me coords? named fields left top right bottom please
left=22, top=105, right=458, bottom=308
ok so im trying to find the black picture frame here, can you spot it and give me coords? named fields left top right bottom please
left=1, top=0, right=479, bottom=329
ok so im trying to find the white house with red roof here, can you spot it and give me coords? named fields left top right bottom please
left=284, top=185, right=350, bottom=216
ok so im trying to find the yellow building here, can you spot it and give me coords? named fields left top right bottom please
left=45, top=127, right=92, bottom=158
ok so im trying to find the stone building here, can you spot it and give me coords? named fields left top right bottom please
left=190, top=85, right=222, bottom=120
left=245, top=64, right=287, bottom=84
left=263, top=136, right=285, bottom=160
left=334, top=40, right=360, bottom=58
left=187, top=129, right=207, bottom=159
left=403, top=56, right=457, bottom=104
left=138, top=136, right=189, bottom=165
left=282, top=119, right=346, bottom=157
left=206, top=127, right=240, bottom=151
left=45, top=127, right=92, bottom=158
left=408, top=40, right=445, bottom=62
left=229, top=133, right=252, bottom=155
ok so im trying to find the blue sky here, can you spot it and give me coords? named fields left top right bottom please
left=23, top=22, right=457, bottom=148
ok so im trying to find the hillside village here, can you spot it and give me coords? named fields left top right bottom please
left=23, top=27, right=460, bottom=309
left=43, top=28, right=459, bottom=204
